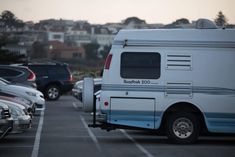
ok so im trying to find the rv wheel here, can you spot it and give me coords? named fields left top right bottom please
left=166, top=112, right=199, bottom=144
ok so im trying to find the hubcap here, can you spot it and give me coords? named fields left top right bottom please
left=48, top=87, right=59, bottom=99
left=173, top=117, right=193, bottom=139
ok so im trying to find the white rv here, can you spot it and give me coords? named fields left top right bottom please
left=83, top=23, right=235, bottom=144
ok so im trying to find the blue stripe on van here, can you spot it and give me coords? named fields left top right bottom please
left=204, top=112, right=235, bottom=133
left=105, top=109, right=235, bottom=132
left=107, top=110, right=163, bottom=129
left=102, top=84, right=235, bottom=95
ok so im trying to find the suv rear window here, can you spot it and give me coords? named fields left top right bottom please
left=0, top=68, right=22, bottom=77
left=29, top=66, right=48, bottom=77
left=121, top=52, right=161, bottom=79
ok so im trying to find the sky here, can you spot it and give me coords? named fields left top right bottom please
left=0, top=0, right=234, bottom=24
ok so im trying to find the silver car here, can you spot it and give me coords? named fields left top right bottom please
left=0, top=90, right=36, bottom=115
left=72, top=78, right=102, bottom=101
left=0, top=102, right=13, bottom=139
left=0, top=78, right=45, bottom=110
left=0, top=100, right=32, bottom=133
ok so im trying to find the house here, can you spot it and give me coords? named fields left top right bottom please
left=1, top=43, right=29, bottom=56
left=48, top=41, right=85, bottom=59
left=48, top=31, right=64, bottom=43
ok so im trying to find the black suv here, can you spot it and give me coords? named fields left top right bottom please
left=27, top=63, right=74, bottom=100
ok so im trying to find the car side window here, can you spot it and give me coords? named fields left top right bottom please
left=29, top=66, right=48, bottom=77
left=120, top=52, right=161, bottom=79
left=48, top=66, right=68, bottom=75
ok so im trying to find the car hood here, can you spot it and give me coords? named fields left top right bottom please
left=5, top=84, right=38, bottom=94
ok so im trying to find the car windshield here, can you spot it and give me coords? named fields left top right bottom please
left=0, top=80, right=8, bottom=86
left=7, top=103, right=25, bottom=116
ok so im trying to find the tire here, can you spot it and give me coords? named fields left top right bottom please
left=166, top=112, right=200, bottom=144
left=82, top=78, right=94, bottom=112
left=45, top=85, right=60, bottom=100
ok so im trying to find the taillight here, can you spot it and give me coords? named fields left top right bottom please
left=104, top=101, right=109, bottom=107
left=104, top=54, right=112, bottom=69
left=27, top=68, right=36, bottom=81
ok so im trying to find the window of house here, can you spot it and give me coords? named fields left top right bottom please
left=73, top=52, right=81, bottom=58
left=121, top=52, right=161, bottom=79
left=53, top=34, right=61, bottom=39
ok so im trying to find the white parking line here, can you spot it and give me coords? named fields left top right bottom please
left=31, top=109, right=45, bottom=157
left=119, top=129, right=154, bottom=157
left=80, top=115, right=102, bottom=153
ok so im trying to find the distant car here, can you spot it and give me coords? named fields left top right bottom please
left=0, top=79, right=45, bottom=110
left=72, top=80, right=83, bottom=100
left=27, top=63, right=74, bottom=100
left=72, top=78, right=101, bottom=102
left=0, top=65, right=36, bottom=88
left=0, top=102, right=13, bottom=139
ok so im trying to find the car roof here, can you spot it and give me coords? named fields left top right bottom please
left=0, top=99, right=25, bottom=110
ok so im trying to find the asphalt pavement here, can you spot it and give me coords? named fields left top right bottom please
left=1, top=96, right=235, bottom=157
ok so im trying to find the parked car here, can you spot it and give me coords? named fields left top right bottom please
left=0, top=100, right=31, bottom=133
left=72, top=78, right=101, bottom=102
left=27, top=63, right=74, bottom=100
left=72, top=80, right=83, bottom=100
left=0, top=65, right=36, bottom=88
left=0, top=91, right=36, bottom=114
left=0, top=102, right=13, bottom=139
left=0, top=96, right=34, bottom=117
left=82, top=27, right=235, bottom=144
left=0, top=78, right=45, bottom=110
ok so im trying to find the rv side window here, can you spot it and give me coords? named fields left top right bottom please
left=121, top=52, right=161, bottom=79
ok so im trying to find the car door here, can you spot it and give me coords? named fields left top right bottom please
left=29, top=66, right=49, bottom=90
left=109, top=52, right=161, bottom=129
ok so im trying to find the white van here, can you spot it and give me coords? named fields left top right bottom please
left=83, top=23, right=235, bottom=144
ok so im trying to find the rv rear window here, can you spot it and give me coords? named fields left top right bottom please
left=121, top=52, right=160, bottom=79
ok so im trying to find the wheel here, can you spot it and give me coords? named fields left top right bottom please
left=166, top=112, right=200, bottom=144
left=46, top=85, right=60, bottom=100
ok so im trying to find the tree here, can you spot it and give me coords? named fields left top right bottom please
left=174, top=18, right=190, bottom=25
left=123, top=17, right=146, bottom=25
left=0, top=10, right=25, bottom=28
left=0, top=36, right=25, bottom=64
left=1, top=10, right=16, bottom=26
left=214, top=11, right=228, bottom=27
left=84, top=43, right=99, bottom=60
left=31, top=42, right=48, bottom=58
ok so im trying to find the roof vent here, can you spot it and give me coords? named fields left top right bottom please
left=196, top=19, right=218, bottom=29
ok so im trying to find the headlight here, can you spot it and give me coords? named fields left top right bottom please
left=26, top=91, right=37, bottom=97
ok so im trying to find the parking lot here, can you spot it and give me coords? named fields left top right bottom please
left=1, top=95, right=235, bottom=157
